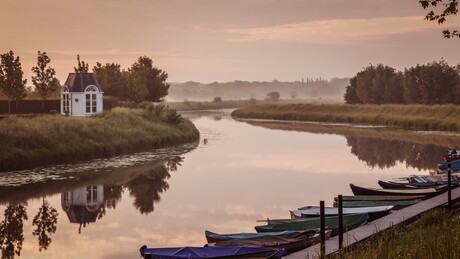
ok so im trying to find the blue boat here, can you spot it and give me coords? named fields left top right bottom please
left=139, top=245, right=287, bottom=259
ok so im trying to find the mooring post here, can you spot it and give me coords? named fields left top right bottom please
left=338, top=195, right=344, bottom=250
left=448, top=163, right=452, bottom=209
left=320, top=200, right=325, bottom=257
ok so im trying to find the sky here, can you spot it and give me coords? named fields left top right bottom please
left=1, top=0, right=460, bottom=84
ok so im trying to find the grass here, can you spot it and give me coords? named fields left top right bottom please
left=332, top=208, right=460, bottom=259
left=232, top=103, right=460, bottom=131
left=0, top=106, right=199, bottom=172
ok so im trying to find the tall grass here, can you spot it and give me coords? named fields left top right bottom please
left=333, top=208, right=460, bottom=259
left=0, top=106, right=199, bottom=172
left=232, top=104, right=460, bottom=131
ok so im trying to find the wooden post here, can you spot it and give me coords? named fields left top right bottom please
left=338, top=195, right=344, bottom=250
left=320, top=200, right=325, bottom=257
left=448, top=163, right=452, bottom=209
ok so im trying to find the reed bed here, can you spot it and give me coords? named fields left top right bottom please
left=0, top=107, right=199, bottom=172
left=333, top=208, right=460, bottom=259
left=232, top=104, right=460, bottom=131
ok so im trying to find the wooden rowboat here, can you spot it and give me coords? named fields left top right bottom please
left=290, top=205, right=393, bottom=221
left=254, top=213, right=369, bottom=235
left=330, top=195, right=426, bottom=202
left=377, top=180, right=448, bottom=190
left=349, top=184, right=439, bottom=197
left=206, top=229, right=332, bottom=254
left=205, top=230, right=301, bottom=243
left=332, top=199, right=421, bottom=209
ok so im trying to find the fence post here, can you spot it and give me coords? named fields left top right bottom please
left=338, top=195, right=343, bottom=250
left=448, top=163, right=452, bottom=209
left=320, top=200, right=325, bottom=257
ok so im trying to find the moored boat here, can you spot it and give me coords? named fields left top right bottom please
left=139, top=245, right=287, bottom=259
left=254, top=213, right=369, bottom=235
left=332, top=198, right=421, bottom=209
left=206, top=229, right=332, bottom=254
left=331, top=195, right=426, bottom=202
left=290, top=205, right=393, bottom=221
left=205, top=230, right=301, bottom=243
left=349, top=184, right=439, bottom=197
left=377, top=180, right=447, bottom=190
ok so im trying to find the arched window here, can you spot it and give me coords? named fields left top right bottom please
left=62, top=86, right=70, bottom=114
left=85, top=85, right=98, bottom=113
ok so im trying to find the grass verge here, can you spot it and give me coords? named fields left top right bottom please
left=333, top=208, right=460, bottom=259
left=0, top=106, right=199, bottom=172
left=232, top=104, right=460, bottom=131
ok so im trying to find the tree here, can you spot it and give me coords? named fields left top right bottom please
left=212, top=96, right=222, bottom=103
left=74, top=54, right=89, bottom=73
left=266, top=91, right=280, bottom=102
left=0, top=51, right=27, bottom=114
left=344, top=77, right=361, bottom=104
left=128, top=56, right=169, bottom=103
left=419, top=0, right=459, bottom=38
left=93, top=62, right=129, bottom=100
left=31, top=51, right=59, bottom=112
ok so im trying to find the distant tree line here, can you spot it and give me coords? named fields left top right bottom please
left=0, top=50, right=170, bottom=114
left=344, top=60, right=460, bottom=104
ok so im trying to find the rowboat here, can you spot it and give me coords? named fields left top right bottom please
left=290, top=205, right=393, bottom=221
left=332, top=199, right=421, bottom=209
left=139, top=245, right=287, bottom=259
left=444, top=149, right=460, bottom=162
left=206, top=229, right=332, bottom=254
left=205, top=230, right=300, bottom=243
left=377, top=180, right=447, bottom=190
left=349, top=184, right=439, bottom=197
left=254, top=213, right=369, bottom=235
left=330, top=195, right=426, bottom=202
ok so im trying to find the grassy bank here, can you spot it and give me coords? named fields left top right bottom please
left=333, top=208, right=460, bottom=259
left=232, top=104, right=460, bottom=131
left=0, top=106, right=199, bottom=172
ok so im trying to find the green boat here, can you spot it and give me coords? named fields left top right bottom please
left=333, top=199, right=421, bottom=209
left=255, top=213, right=369, bottom=235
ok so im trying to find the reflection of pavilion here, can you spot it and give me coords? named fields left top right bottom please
left=61, top=185, right=104, bottom=233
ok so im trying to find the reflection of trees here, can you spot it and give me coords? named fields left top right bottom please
left=126, top=164, right=171, bottom=215
left=32, top=197, right=58, bottom=251
left=346, top=137, right=445, bottom=170
left=0, top=203, right=28, bottom=259
left=165, top=156, right=183, bottom=172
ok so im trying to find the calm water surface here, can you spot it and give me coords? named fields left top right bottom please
left=0, top=110, right=452, bottom=258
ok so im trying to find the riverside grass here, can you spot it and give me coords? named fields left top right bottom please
left=0, top=107, right=199, bottom=172
left=332, top=208, right=460, bottom=259
left=232, top=103, right=460, bottom=132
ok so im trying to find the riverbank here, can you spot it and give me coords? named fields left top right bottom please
left=332, top=208, right=460, bottom=258
left=0, top=106, right=199, bottom=172
left=231, top=103, right=460, bottom=131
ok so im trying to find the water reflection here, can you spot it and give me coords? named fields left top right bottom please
left=244, top=120, right=460, bottom=171
left=33, top=197, right=58, bottom=251
left=0, top=203, right=28, bottom=259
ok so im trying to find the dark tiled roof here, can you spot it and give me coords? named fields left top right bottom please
left=64, top=73, right=103, bottom=92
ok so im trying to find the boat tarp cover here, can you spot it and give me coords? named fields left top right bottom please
left=139, top=246, right=287, bottom=258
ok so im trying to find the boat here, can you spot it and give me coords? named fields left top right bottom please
left=139, top=245, right=287, bottom=259
left=332, top=199, right=421, bottom=209
left=444, top=149, right=460, bottom=162
left=206, top=229, right=332, bottom=254
left=205, top=230, right=301, bottom=243
left=254, top=213, right=369, bottom=235
left=377, top=180, right=447, bottom=190
left=290, top=205, right=393, bottom=221
left=349, top=184, right=439, bottom=197
left=330, top=195, right=426, bottom=202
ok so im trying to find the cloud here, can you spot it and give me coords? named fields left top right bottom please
left=221, top=16, right=458, bottom=44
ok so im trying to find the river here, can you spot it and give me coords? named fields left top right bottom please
left=0, top=109, right=454, bottom=259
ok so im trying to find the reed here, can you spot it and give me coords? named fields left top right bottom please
left=0, top=107, right=199, bottom=172
left=333, top=208, right=460, bottom=258
left=232, top=104, right=460, bottom=131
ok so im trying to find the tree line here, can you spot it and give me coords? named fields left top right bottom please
left=0, top=50, right=169, bottom=114
left=344, top=60, right=460, bottom=104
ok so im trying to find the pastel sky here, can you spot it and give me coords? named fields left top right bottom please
left=1, top=0, right=459, bottom=83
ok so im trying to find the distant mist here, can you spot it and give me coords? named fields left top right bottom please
left=167, top=77, right=349, bottom=102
